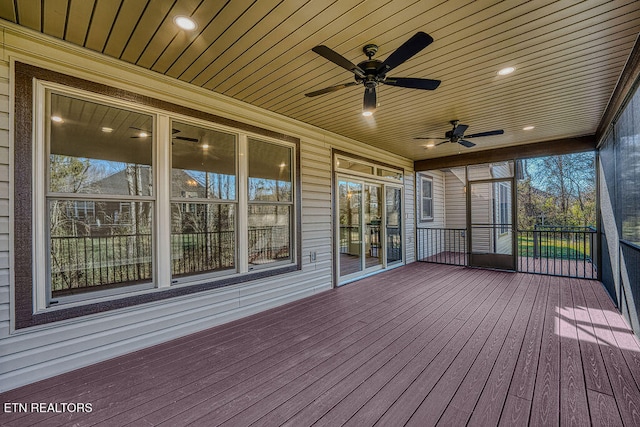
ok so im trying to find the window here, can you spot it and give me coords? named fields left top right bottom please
left=420, top=175, right=433, bottom=221
left=47, top=93, right=154, bottom=300
left=21, top=73, right=299, bottom=322
left=171, top=121, right=237, bottom=278
left=248, top=138, right=293, bottom=266
left=335, top=156, right=403, bottom=183
left=498, top=183, right=510, bottom=234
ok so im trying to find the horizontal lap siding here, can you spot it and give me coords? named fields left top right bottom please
left=300, top=140, right=332, bottom=279
left=445, top=170, right=466, bottom=229
left=0, top=57, right=9, bottom=338
left=0, top=27, right=415, bottom=392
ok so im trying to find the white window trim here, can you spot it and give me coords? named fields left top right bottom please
left=33, top=81, right=297, bottom=312
left=498, top=182, right=510, bottom=235
left=420, top=175, right=434, bottom=222
left=335, top=155, right=404, bottom=183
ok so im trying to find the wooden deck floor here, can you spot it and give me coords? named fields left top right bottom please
left=2, top=263, right=640, bottom=426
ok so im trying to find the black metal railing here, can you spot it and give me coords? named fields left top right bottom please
left=171, top=230, right=235, bottom=276
left=387, top=225, right=402, bottom=263
left=417, top=228, right=467, bottom=266
left=51, top=226, right=292, bottom=295
left=248, top=226, right=290, bottom=265
left=50, top=233, right=153, bottom=297
left=517, top=225, right=596, bottom=279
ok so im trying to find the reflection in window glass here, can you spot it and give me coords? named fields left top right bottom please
left=171, top=122, right=237, bottom=277
left=49, top=93, right=153, bottom=196
left=336, top=157, right=374, bottom=175
left=171, top=122, right=236, bottom=200
left=248, top=205, right=291, bottom=265
left=377, top=168, right=403, bottom=181
left=248, top=139, right=293, bottom=265
left=171, top=203, right=235, bottom=276
left=49, top=200, right=153, bottom=297
left=248, top=139, right=292, bottom=202
left=47, top=93, right=154, bottom=297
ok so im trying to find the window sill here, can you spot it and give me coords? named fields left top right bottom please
left=20, top=263, right=299, bottom=329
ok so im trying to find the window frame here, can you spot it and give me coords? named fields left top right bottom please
left=419, top=175, right=434, bottom=222
left=498, top=182, right=510, bottom=235
left=14, top=62, right=301, bottom=329
left=168, top=118, right=240, bottom=283
left=246, top=137, right=296, bottom=269
left=36, top=83, right=160, bottom=309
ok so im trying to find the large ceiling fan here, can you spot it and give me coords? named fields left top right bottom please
left=305, top=32, right=441, bottom=115
left=415, top=120, right=504, bottom=148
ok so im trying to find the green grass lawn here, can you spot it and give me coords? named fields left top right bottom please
left=517, top=234, right=592, bottom=259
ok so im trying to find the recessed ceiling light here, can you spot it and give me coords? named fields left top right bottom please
left=523, top=125, right=535, bottom=131
left=497, top=67, right=515, bottom=76
left=425, top=143, right=435, bottom=148
left=362, top=111, right=373, bottom=117
left=202, top=143, right=209, bottom=149
left=138, top=132, right=149, bottom=138
left=51, top=116, right=64, bottom=123
left=101, top=127, right=113, bottom=133
left=174, top=16, right=197, bottom=31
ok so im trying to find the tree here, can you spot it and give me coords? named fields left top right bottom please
left=518, top=152, right=596, bottom=228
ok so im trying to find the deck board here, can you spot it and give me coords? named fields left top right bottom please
left=2, top=263, right=640, bottom=426
left=558, top=278, right=590, bottom=426
left=530, top=275, right=560, bottom=426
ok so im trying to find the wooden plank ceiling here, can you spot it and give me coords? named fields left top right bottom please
left=2, top=0, right=640, bottom=161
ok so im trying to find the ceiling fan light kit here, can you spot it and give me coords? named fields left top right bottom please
left=306, top=31, right=441, bottom=116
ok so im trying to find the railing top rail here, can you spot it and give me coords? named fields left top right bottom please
left=417, top=227, right=467, bottom=231
left=524, top=225, right=596, bottom=232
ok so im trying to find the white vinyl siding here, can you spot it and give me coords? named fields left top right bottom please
left=0, top=25, right=414, bottom=391
left=0, top=58, right=9, bottom=338
left=444, top=169, right=467, bottom=253
left=444, top=169, right=466, bottom=229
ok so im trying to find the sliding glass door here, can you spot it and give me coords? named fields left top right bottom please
left=337, top=176, right=403, bottom=285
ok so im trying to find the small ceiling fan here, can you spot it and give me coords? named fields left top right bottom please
left=130, top=127, right=199, bottom=142
left=305, top=31, right=441, bottom=115
left=415, top=120, right=504, bottom=148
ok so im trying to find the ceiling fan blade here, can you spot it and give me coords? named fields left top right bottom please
left=458, top=139, right=476, bottom=148
left=436, top=140, right=450, bottom=146
left=305, top=81, right=358, bottom=97
left=464, top=129, right=505, bottom=138
left=452, top=124, right=468, bottom=137
left=312, top=45, right=365, bottom=78
left=363, top=86, right=377, bottom=113
left=384, top=77, right=440, bottom=90
left=377, top=32, right=434, bottom=75
left=173, top=136, right=199, bottom=142
left=413, top=136, right=448, bottom=140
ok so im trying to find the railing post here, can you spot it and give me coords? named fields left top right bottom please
left=533, top=224, right=539, bottom=259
